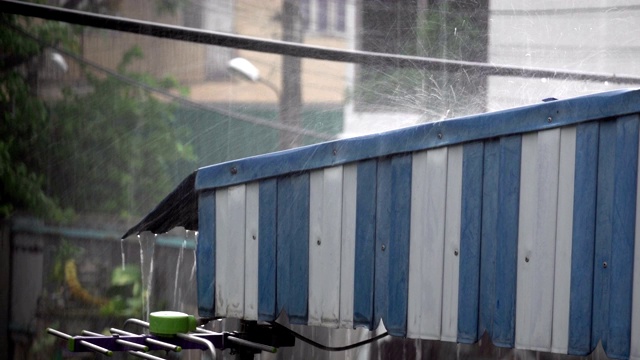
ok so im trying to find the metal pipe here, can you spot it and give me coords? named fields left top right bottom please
left=47, top=328, right=71, bottom=340
left=118, top=339, right=149, bottom=351
left=176, top=333, right=216, bottom=360
left=226, top=336, right=277, bottom=353
left=48, top=328, right=113, bottom=356
left=85, top=330, right=147, bottom=350
left=110, top=328, right=137, bottom=336
left=128, top=351, right=165, bottom=360
left=78, top=340, right=113, bottom=357
left=195, top=327, right=220, bottom=335
left=81, top=330, right=102, bottom=337
left=144, top=337, right=182, bottom=352
left=3, top=0, right=640, bottom=84
left=111, top=328, right=182, bottom=352
left=123, top=318, right=150, bottom=330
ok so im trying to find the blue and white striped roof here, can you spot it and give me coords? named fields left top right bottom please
left=195, top=89, right=640, bottom=359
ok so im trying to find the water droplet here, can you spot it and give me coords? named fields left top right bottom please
left=120, top=238, right=126, bottom=270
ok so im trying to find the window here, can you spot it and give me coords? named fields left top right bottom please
left=300, top=0, right=346, bottom=35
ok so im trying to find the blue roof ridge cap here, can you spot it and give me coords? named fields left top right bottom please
left=196, top=88, right=640, bottom=191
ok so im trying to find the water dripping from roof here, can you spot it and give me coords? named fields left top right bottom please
left=173, top=230, right=188, bottom=309
left=139, top=232, right=155, bottom=322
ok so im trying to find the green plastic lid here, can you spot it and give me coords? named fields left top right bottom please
left=149, top=311, right=196, bottom=336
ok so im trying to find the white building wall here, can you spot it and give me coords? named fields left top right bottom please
left=488, top=0, right=640, bottom=111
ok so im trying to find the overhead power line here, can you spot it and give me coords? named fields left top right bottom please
left=5, top=23, right=335, bottom=142
left=2, top=0, right=640, bottom=84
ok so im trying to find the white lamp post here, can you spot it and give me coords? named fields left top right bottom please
left=227, top=57, right=301, bottom=149
left=227, top=57, right=280, bottom=97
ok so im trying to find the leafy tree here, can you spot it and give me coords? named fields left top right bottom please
left=0, top=13, right=74, bottom=220
left=1, top=11, right=195, bottom=220
left=49, top=46, right=195, bottom=216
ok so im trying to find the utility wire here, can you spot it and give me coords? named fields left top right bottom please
left=3, top=0, right=640, bottom=84
left=5, top=23, right=336, bottom=142
left=272, top=322, right=389, bottom=352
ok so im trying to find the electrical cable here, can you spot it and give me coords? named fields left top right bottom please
left=4, top=23, right=336, bottom=142
left=3, top=0, right=640, bottom=84
left=271, top=322, right=389, bottom=352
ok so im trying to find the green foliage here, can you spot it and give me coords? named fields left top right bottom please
left=1, top=14, right=195, bottom=220
left=101, top=265, right=143, bottom=317
left=51, top=239, right=82, bottom=283
left=49, top=46, right=196, bottom=216
left=0, top=15, right=73, bottom=220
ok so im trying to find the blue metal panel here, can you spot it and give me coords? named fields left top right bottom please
left=479, top=136, right=521, bottom=348
left=592, top=119, right=616, bottom=352
left=479, top=140, right=499, bottom=340
left=374, top=154, right=412, bottom=336
left=276, top=173, right=310, bottom=324
left=387, top=154, right=412, bottom=336
left=493, top=135, right=521, bottom=347
left=353, top=159, right=378, bottom=328
left=457, top=141, right=484, bottom=343
left=374, top=158, right=391, bottom=332
left=258, top=179, right=277, bottom=321
left=197, top=191, right=215, bottom=317
left=196, top=90, right=640, bottom=191
left=607, top=115, right=639, bottom=358
left=568, top=122, right=600, bottom=355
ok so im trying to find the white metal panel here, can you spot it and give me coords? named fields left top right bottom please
left=632, top=128, right=640, bottom=360
left=551, top=126, right=576, bottom=353
left=441, top=145, right=463, bottom=342
left=339, top=164, right=357, bottom=329
left=308, top=166, right=344, bottom=326
left=215, top=185, right=246, bottom=318
left=244, top=182, right=260, bottom=320
left=407, top=147, right=448, bottom=339
left=516, top=129, right=561, bottom=351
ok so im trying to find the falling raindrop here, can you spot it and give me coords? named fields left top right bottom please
left=173, top=233, right=188, bottom=309
left=190, top=231, right=198, bottom=282
left=139, top=233, right=155, bottom=322
left=120, top=238, right=126, bottom=270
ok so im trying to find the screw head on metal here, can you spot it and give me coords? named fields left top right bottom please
left=547, top=116, right=553, bottom=123
left=603, top=261, right=608, bottom=268
left=525, top=257, right=530, bottom=263
left=437, top=132, right=443, bottom=139
left=230, top=166, right=238, bottom=175
left=332, top=148, right=337, bottom=155
left=381, top=244, right=386, bottom=251
left=317, top=239, right=321, bottom=245
left=454, top=250, right=459, bottom=256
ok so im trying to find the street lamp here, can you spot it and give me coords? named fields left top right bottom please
left=227, top=57, right=300, bottom=149
left=227, top=57, right=279, bottom=98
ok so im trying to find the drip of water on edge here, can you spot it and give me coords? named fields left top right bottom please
left=173, top=233, right=188, bottom=309
left=190, top=231, right=198, bottom=282
left=139, top=233, right=155, bottom=323
left=120, top=238, right=126, bottom=270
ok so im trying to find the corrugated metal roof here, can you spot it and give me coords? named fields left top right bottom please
left=194, top=89, right=640, bottom=359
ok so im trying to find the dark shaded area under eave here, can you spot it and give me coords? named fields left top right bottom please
left=122, top=171, right=198, bottom=239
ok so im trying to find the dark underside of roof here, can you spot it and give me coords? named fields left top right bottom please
left=122, top=171, right=198, bottom=239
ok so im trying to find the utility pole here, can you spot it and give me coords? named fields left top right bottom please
left=279, top=0, right=303, bottom=149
